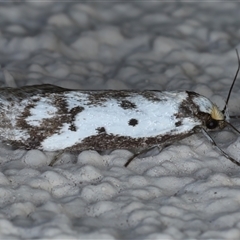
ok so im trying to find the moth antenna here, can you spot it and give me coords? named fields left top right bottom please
left=222, top=49, right=240, bottom=115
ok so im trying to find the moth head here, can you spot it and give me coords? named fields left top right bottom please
left=191, top=94, right=226, bottom=130
left=206, top=104, right=226, bottom=130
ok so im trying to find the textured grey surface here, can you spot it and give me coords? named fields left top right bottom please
left=0, top=2, right=240, bottom=239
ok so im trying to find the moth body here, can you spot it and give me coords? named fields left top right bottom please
left=0, top=84, right=225, bottom=153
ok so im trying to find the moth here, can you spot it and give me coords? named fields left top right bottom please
left=0, top=55, right=240, bottom=167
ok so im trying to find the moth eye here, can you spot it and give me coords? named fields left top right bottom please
left=206, top=119, right=219, bottom=129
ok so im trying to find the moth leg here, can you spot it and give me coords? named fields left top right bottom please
left=201, top=128, right=240, bottom=166
left=124, top=145, right=163, bottom=167
left=124, top=152, right=139, bottom=167
left=49, top=151, right=64, bottom=167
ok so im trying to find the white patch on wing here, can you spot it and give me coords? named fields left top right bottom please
left=25, top=98, right=58, bottom=126
left=192, top=95, right=213, bottom=114
left=40, top=91, right=201, bottom=151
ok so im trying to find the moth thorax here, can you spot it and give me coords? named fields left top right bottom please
left=211, top=105, right=224, bottom=121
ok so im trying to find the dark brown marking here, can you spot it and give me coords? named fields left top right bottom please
left=65, top=129, right=195, bottom=152
left=69, top=124, right=77, bottom=131
left=174, top=91, right=202, bottom=120
left=96, top=127, right=106, bottom=134
left=129, top=118, right=138, bottom=126
left=141, top=91, right=162, bottom=102
left=175, top=121, right=182, bottom=127
left=86, top=90, right=164, bottom=106
left=181, top=91, right=213, bottom=127
left=69, top=106, right=84, bottom=116
left=68, top=106, right=84, bottom=131
left=87, top=91, right=134, bottom=106
left=120, top=100, right=136, bottom=110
